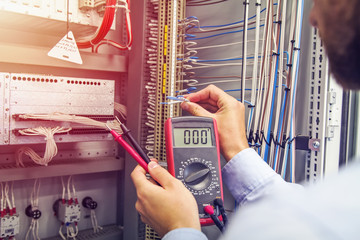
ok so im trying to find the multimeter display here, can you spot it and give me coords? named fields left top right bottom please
left=173, top=128, right=213, bottom=147
left=165, top=116, right=223, bottom=226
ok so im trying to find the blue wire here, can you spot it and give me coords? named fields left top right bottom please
left=289, top=0, right=304, bottom=182
left=185, top=24, right=265, bottom=40
left=225, top=88, right=252, bottom=92
left=273, top=88, right=287, bottom=170
left=247, top=107, right=254, bottom=134
left=263, top=23, right=283, bottom=163
left=188, top=2, right=278, bottom=29
left=236, top=99, right=252, bottom=105
left=284, top=51, right=290, bottom=69
left=189, top=7, right=267, bottom=29
left=195, top=55, right=261, bottom=63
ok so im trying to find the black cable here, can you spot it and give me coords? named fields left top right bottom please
left=204, top=205, right=224, bottom=232
left=214, top=199, right=228, bottom=226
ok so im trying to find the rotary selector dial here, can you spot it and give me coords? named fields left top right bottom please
left=177, top=158, right=220, bottom=195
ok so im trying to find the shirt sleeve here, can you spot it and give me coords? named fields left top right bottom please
left=162, top=228, right=208, bottom=240
left=222, top=148, right=302, bottom=205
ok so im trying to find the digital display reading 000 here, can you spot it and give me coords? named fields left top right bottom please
left=173, top=128, right=213, bottom=147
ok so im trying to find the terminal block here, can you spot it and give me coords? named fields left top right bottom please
left=0, top=214, right=20, bottom=238
left=79, top=0, right=95, bottom=11
left=53, top=199, right=81, bottom=225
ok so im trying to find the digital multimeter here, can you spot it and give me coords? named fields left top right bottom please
left=165, top=116, right=223, bottom=226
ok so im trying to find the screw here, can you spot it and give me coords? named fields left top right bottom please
left=312, top=141, right=320, bottom=149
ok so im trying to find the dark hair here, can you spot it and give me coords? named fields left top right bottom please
left=325, top=0, right=360, bottom=89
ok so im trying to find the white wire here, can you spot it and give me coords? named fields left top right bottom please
left=114, top=102, right=127, bottom=120
left=185, top=39, right=262, bottom=51
left=18, top=113, right=122, bottom=133
left=269, top=0, right=287, bottom=168
left=91, top=209, right=103, bottom=233
left=249, top=0, right=262, bottom=134
left=61, top=177, right=66, bottom=201
left=4, top=182, right=12, bottom=211
left=67, top=225, right=78, bottom=240
left=0, top=182, right=3, bottom=214
left=11, top=181, right=15, bottom=211
left=59, top=225, right=66, bottom=240
left=26, top=179, right=41, bottom=240
left=67, top=175, right=72, bottom=201
left=71, top=176, right=76, bottom=201
left=16, top=126, right=72, bottom=167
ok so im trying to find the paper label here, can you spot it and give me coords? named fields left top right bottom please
left=48, top=31, right=83, bottom=65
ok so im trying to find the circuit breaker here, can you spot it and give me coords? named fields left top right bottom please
left=54, top=199, right=81, bottom=225
left=0, top=214, right=20, bottom=238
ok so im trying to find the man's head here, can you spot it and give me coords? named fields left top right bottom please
left=310, top=0, right=360, bottom=90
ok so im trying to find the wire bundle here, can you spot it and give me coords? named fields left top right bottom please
left=95, top=0, right=133, bottom=52
left=15, top=101, right=125, bottom=167
left=114, top=102, right=127, bottom=120
left=18, top=113, right=122, bottom=133
left=16, top=126, right=72, bottom=167
left=142, top=0, right=160, bottom=159
left=90, top=209, right=103, bottom=233
left=59, top=176, right=79, bottom=240
left=0, top=182, right=16, bottom=218
left=76, top=0, right=117, bottom=49
left=25, top=179, right=41, bottom=240
left=178, top=6, right=268, bottom=86
left=182, top=1, right=304, bottom=182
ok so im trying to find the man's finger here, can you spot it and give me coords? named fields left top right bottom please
left=131, top=165, right=150, bottom=190
left=147, top=161, right=179, bottom=189
left=181, top=102, right=214, bottom=118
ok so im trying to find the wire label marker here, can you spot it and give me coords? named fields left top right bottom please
left=48, top=31, right=83, bottom=65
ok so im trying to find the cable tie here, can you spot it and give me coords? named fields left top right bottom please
left=286, top=63, right=293, bottom=67
left=294, top=47, right=300, bottom=51
left=284, top=87, right=290, bottom=92
left=255, top=3, right=261, bottom=6
left=291, top=40, right=296, bottom=43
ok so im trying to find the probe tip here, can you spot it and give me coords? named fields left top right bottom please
left=115, top=116, right=122, bottom=124
left=105, top=124, right=112, bottom=131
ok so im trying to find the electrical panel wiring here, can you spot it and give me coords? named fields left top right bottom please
left=0, top=182, right=19, bottom=239
left=0, top=173, right=122, bottom=239
left=181, top=0, right=306, bottom=183
left=141, top=0, right=185, bottom=163
left=0, top=1, right=127, bottom=240
left=138, top=0, right=186, bottom=239
left=0, top=0, right=116, bottom=30
left=1, top=72, right=115, bottom=146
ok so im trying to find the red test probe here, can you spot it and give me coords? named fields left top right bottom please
left=106, top=125, right=149, bottom=172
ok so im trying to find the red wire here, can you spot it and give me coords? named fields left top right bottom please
left=95, top=0, right=133, bottom=52
left=76, top=0, right=116, bottom=49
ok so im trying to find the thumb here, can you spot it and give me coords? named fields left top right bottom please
left=148, top=161, right=177, bottom=188
left=181, top=102, right=213, bottom=118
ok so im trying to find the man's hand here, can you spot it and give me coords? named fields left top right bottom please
left=181, top=85, right=249, bottom=161
left=131, top=161, right=201, bottom=237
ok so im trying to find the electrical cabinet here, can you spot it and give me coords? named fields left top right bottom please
left=0, top=0, right=358, bottom=240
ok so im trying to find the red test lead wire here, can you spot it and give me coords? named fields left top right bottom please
left=108, top=128, right=149, bottom=172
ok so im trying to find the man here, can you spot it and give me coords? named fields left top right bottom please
left=131, top=0, right=360, bottom=239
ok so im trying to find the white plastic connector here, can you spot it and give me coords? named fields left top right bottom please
left=0, top=214, right=20, bottom=238
left=57, top=202, right=81, bottom=224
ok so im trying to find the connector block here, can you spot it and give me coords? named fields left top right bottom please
left=56, top=201, right=81, bottom=224
left=0, top=214, right=20, bottom=238
left=79, top=0, right=95, bottom=11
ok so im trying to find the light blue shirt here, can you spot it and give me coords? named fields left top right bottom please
left=163, top=148, right=360, bottom=240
